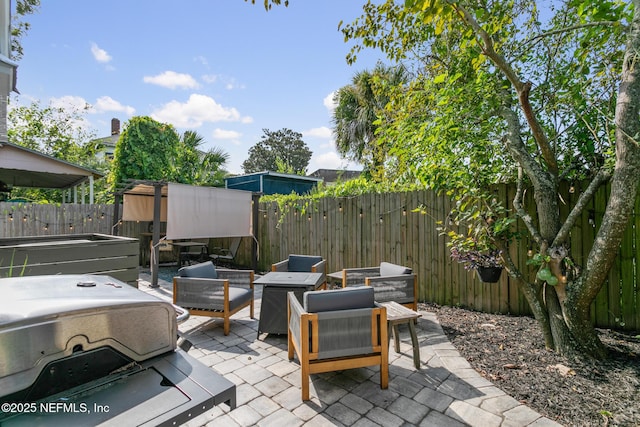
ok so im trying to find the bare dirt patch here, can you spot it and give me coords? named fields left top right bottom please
left=422, top=303, right=640, bottom=427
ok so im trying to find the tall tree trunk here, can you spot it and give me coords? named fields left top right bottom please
left=563, top=1, right=640, bottom=358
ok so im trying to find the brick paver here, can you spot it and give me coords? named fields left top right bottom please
left=139, top=272, right=562, bottom=427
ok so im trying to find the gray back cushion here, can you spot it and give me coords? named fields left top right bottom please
left=288, top=254, right=323, bottom=272
left=305, top=286, right=374, bottom=313
left=380, top=261, right=412, bottom=277
left=179, top=261, right=218, bottom=279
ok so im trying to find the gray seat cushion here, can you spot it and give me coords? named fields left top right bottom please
left=288, top=254, right=323, bottom=272
left=179, top=261, right=218, bottom=279
left=304, top=286, right=374, bottom=313
left=178, top=285, right=252, bottom=312
left=228, top=287, right=253, bottom=311
left=379, top=261, right=412, bottom=277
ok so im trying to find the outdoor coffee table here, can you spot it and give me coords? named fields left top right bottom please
left=255, top=272, right=325, bottom=338
left=380, top=301, right=422, bottom=369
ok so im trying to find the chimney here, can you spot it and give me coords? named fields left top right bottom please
left=111, top=118, right=120, bottom=135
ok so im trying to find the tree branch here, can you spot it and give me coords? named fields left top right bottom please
left=513, top=166, right=543, bottom=244
left=453, top=3, right=559, bottom=176
left=552, top=168, right=611, bottom=246
left=521, top=21, right=622, bottom=50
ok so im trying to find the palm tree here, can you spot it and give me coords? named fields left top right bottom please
left=332, top=63, right=408, bottom=180
left=177, top=130, right=230, bottom=186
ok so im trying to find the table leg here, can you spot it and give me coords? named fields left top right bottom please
left=392, top=324, right=401, bottom=353
left=408, top=320, right=421, bottom=369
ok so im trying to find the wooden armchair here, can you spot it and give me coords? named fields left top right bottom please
left=173, top=261, right=254, bottom=335
left=287, top=286, right=388, bottom=401
left=342, top=262, right=417, bottom=310
left=273, top=254, right=327, bottom=289
left=272, top=254, right=326, bottom=274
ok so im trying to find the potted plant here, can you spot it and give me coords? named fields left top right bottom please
left=438, top=192, right=515, bottom=283
left=447, top=236, right=504, bottom=283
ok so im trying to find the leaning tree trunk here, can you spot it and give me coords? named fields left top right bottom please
left=461, top=0, right=639, bottom=358
left=563, top=0, right=640, bottom=359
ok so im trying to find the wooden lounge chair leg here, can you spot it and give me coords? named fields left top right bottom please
left=287, top=334, right=294, bottom=360
left=301, top=362, right=310, bottom=400
left=224, top=316, right=230, bottom=336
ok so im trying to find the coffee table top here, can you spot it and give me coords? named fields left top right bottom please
left=327, top=271, right=343, bottom=281
left=380, top=301, right=421, bottom=322
left=254, top=272, right=325, bottom=287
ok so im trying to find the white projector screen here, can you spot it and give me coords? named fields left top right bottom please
left=166, top=183, right=252, bottom=240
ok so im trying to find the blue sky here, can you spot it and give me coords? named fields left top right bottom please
left=13, top=1, right=388, bottom=174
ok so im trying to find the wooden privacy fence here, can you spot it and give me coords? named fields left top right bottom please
left=0, top=202, right=117, bottom=236
left=257, top=184, right=640, bottom=332
left=1, top=182, right=639, bottom=332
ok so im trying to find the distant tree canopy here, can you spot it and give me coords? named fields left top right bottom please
left=7, top=100, right=107, bottom=203
left=242, top=128, right=312, bottom=175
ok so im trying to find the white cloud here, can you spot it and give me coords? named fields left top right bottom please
left=223, top=77, right=245, bottom=90
left=201, top=74, right=218, bottom=84
left=46, top=96, right=93, bottom=132
left=143, top=71, right=200, bottom=90
left=93, top=96, right=136, bottom=115
left=90, top=43, right=112, bottom=63
left=311, top=151, right=360, bottom=171
left=194, top=55, right=209, bottom=67
left=151, top=94, right=249, bottom=128
left=241, top=116, right=254, bottom=124
left=212, top=128, right=243, bottom=146
left=212, top=128, right=242, bottom=139
left=324, top=91, right=337, bottom=114
left=50, top=95, right=91, bottom=111
left=304, top=126, right=332, bottom=139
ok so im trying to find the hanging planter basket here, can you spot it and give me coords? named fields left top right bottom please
left=476, top=266, right=503, bottom=283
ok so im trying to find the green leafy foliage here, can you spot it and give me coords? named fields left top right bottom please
left=173, top=130, right=230, bottom=187
left=11, top=0, right=41, bottom=61
left=7, top=99, right=108, bottom=203
left=242, top=128, right=312, bottom=175
left=332, top=63, right=409, bottom=181
left=260, top=176, right=422, bottom=227
left=435, top=189, right=517, bottom=270
left=110, top=116, right=181, bottom=189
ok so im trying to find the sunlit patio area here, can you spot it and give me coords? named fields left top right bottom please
left=138, top=269, right=560, bottom=427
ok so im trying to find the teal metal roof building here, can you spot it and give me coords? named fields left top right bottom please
left=224, top=171, right=321, bottom=195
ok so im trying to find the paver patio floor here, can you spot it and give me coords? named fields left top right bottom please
left=138, top=271, right=561, bottom=427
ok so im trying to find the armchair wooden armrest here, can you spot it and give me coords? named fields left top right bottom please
left=272, top=259, right=289, bottom=272
left=341, top=267, right=381, bottom=287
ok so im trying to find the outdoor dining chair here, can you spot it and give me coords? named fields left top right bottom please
left=210, top=237, right=242, bottom=266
